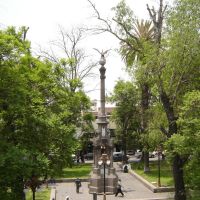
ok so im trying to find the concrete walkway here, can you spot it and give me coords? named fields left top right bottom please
left=53, top=163, right=174, bottom=200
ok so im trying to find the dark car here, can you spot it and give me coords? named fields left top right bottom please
left=127, top=150, right=134, bottom=155
left=113, top=152, right=123, bottom=162
left=84, top=152, right=93, bottom=160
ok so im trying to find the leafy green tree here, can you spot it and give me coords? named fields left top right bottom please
left=89, top=0, right=200, bottom=199
left=146, top=0, right=200, bottom=199
left=179, top=91, right=200, bottom=194
left=0, top=26, right=91, bottom=200
left=0, top=26, right=34, bottom=199
left=113, top=1, right=156, bottom=171
left=166, top=91, right=200, bottom=197
left=78, top=112, right=95, bottom=153
left=147, top=102, right=168, bottom=151
left=109, top=80, right=140, bottom=162
left=39, top=26, right=96, bottom=159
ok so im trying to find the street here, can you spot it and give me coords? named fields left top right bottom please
left=54, top=162, right=173, bottom=200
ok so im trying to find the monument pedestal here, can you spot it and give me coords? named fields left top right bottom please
left=89, top=167, right=118, bottom=194
left=89, top=133, right=118, bottom=194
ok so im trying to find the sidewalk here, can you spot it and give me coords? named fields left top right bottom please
left=54, top=163, right=174, bottom=200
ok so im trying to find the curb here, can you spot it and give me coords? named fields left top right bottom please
left=50, top=178, right=89, bottom=183
left=128, top=198, right=173, bottom=200
left=50, top=188, right=56, bottom=200
left=129, top=170, right=174, bottom=193
left=116, top=162, right=174, bottom=193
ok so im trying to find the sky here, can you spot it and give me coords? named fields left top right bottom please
left=0, top=0, right=158, bottom=102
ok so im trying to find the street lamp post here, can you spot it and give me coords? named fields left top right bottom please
left=157, top=146, right=161, bottom=187
left=98, top=154, right=111, bottom=200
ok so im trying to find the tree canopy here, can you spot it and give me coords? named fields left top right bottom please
left=88, top=0, right=200, bottom=199
left=0, top=26, right=91, bottom=200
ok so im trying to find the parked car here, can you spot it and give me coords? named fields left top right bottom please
left=149, top=152, right=155, bottom=158
left=84, top=152, right=93, bottom=160
left=152, top=151, right=158, bottom=157
left=134, top=150, right=142, bottom=158
left=134, top=150, right=155, bottom=158
left=127, top=150, right=134, bottom=155
left=113, top=152, right=123, bottom=162
left=71, top=154, right=76, bottom=162
left=151, top=150, right=166, bottom=159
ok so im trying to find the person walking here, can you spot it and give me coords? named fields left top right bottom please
left=75, top=178, right=82, bottom=193
left=115, top=179, right=124, bottom=197
left=123, top=164, right=129, bottom=173
left=65, top=195, right=70, bottom=200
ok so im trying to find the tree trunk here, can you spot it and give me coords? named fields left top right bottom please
left=160, top=91, right=177, bottom=134
left=173, top=154, right=186, bottom=200
left=141, top=83, right=150, bottom=172
left=141, top=84, right=149, bottom=128
left=143, top=151, right=150, bottom=172
left=32, top=188, right=36, bottom=200
left=160, top=90, right=186, bottom=200
left=122, top=129, right=128, bottom=164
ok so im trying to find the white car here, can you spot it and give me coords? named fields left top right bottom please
left=134, top=150, right=142, bottom=158
left=134, top=150, right=155, bottom=158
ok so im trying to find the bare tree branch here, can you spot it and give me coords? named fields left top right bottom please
left=37, top=26, right=98, bottom=92
left=37, top=46, right=59, bottom=63
left=112, top=18, right=138, bottom=41
left=87, top=0, right=140, bottom=53
left=147, top=0, right=167, bottom=44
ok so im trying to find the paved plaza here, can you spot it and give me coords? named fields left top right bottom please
left=53, top=163, right=174, bottom=200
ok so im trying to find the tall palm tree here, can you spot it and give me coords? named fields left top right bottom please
left=88, top=0, right=155, bottom=172
left=119, top=19, right=154, bottom=172
left=120, top=19, right=154, bottom=67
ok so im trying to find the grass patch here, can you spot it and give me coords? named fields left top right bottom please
left=187, top=190, right=200, bottom=200
left=131, top=160, right=174, bottom=187
left=56, top=163, right=92, bottom=179
left=26, top=188, right=50, bottom=200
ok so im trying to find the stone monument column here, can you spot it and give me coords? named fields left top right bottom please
left=89, top=52, right=118, bottom=195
